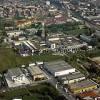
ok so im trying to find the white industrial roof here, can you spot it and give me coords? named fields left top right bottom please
left=44, top=60, right=74, bottom=73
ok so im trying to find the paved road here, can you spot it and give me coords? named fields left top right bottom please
left=41, top=66, right=76, bottom=100
left=49, top=78, right=76, bottom=100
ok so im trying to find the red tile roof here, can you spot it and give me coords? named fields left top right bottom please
left=79, top=91, right=100, bottom=98
left=44, top=16, right=66, bottom=25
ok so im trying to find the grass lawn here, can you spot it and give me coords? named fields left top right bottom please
left=0, top=83, right=60, bottom=100
left=23, top=95, right=39, bottom=100
left=0, top=48, right=64, bottom=72
left=63, top=28, right=89, bottom=35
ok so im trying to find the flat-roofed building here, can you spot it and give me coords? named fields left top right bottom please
left=80, top=35, right=97, bottom=46
left=13, top=40, right=39, bottom=57
left=7, top=68, right=25, bottom=82
left=5, top=68, right=30, bottom=88
left=44, top=60, right=75, bottom=77
left=58, top=72, right=85, bottom=84
left=27, top=65, right=46, bottom=81
left=69, top=80, right=98, bottom=94
left=6, top=30, right=23, bottom=38
left=48, top=36, right=87, bottom=53
left=58, top=36, right=87, bottom=53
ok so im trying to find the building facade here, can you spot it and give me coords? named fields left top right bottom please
left=27, top=65, right=45, bottom=81
left=58, top=72, right=85, bottom=84
left=44, top=60, right=75, bottom=77
left=69, top=80, right=98, bottom=94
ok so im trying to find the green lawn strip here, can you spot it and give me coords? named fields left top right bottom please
left=0, top=83, right=59, bottom=100
left=0, top=48, right=63, bottom=72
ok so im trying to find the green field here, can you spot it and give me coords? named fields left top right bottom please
left=46, top=22, right=94, bottom=36
left=0, top=82, right=64, bottom=100
left=0, top=48, right=63, bottom=72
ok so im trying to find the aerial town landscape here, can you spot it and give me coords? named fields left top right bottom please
left=0, top=0, right=100, bottom=100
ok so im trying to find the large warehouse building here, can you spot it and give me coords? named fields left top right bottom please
left=44, top=60, right=75, bottom=77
